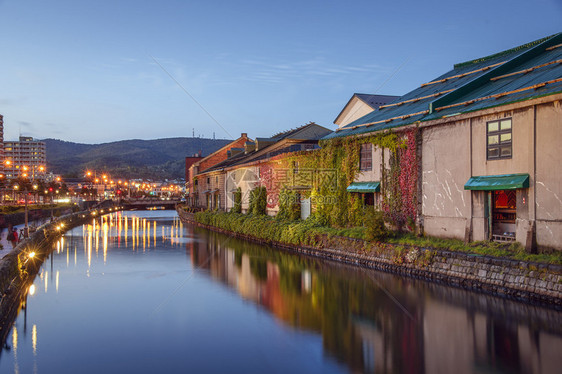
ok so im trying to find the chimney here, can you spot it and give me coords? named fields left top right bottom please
left=244, top=141, right=256, bottom=154
left=229, top=148, right=244, bottom=157
left=255, top=137, right=275, bottom=151
left=241, top=132, right=248, bottom=139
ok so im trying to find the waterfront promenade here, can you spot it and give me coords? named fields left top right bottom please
left=0, top=224, right=24, bottom=260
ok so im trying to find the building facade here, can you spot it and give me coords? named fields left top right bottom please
left=0, top=115, right=4, bottom=178
left=221, top=123, right=332, bottom=215
left=421, top=95, right=562, bottom=251
left=3, top=136, right=47, bottom=180
left=324, top=33, right=562, bottom=251
left=188, top=123, right=332, bottom=214
left=186, top=133, right=250, bottom=209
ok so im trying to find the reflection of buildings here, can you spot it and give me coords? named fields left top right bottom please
left=192, top=228, right=562, bottom=374
left=422, top=299, right=562, bottom=374
left=189, top=232, right=288, bottom=319
left=353, top=292, right=562, bottom=374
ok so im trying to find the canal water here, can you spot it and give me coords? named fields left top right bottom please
left=0, top=210, right=561, bottom=373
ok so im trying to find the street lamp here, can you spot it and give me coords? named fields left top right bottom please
left=13, top=184, right=19, bottom=202
left=24, top=183, right=38, bottom=238
left=0, top=173, right=4, bottom=204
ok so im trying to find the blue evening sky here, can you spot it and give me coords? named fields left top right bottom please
left=0, top=0, right=560, bottom=143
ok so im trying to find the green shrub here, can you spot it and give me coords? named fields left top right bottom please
left=232, top=187, right=242, bottom=213
left=364, top=209, right=388, bottom=242
left=248, top=186, right=267, bottom=215
left=277, top=189, right=301, bottom=221
left=193, top=211, right=562, bottom=265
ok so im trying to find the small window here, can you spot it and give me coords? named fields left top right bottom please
left=487, top=118, right=512, bottom=160
left=360, top=144, right=372, bottom=171
left=207, top=177, right=210, bottom=184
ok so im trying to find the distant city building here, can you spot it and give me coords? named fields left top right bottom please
left=3, top=136, right=47, bottom=180
left=0, top=115, right=4, bottom=178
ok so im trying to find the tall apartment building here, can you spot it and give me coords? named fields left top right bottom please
left=4, top=136, right=47, bottom=180
left=0, top=115, right=4, bottom=177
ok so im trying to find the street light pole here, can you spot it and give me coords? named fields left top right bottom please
left=23, top=183, right=38, bottom=237
left=24, top=191, right=28, bottom=236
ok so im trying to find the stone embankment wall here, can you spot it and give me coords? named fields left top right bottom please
left=177, top=208, right=561, bottom=306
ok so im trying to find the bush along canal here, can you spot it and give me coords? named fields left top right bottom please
left=179, top=208, right=562, bottom=307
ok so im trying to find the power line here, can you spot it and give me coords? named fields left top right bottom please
left=342, top=56, right=412, bottom=126
left=148, top=54, right=234, bottom=140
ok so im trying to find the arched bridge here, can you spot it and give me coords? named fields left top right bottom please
left=89, top=198, right=181, bottom=211
left=121, top=198, right=181, bottom=210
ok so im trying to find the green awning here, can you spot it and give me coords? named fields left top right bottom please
left=464, top=173, right=529, bottom=191
left=347, top=182, right=380, bottom=193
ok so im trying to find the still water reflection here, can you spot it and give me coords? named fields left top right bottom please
left=0, top=211, right=561, bottom=373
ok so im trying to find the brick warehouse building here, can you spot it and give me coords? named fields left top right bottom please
left=186, top=133, right=250, bottom=208
left=324, top=33, right=562, bottom=251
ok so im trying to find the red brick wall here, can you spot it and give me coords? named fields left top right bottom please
left=198, top=136, right=248, bottom=172
left=185, top=156, right=202, bottom=181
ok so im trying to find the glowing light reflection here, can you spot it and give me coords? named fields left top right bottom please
left=143, top=218, right=146, bottom=252
left=124, top=216, right=128, bottom=247
left=147, top=220, right=151, bottom=249
left=32, top=325, right=37, bottom=355
left=12, top=325, right=18, bottom=353
left=103, top=222, right=109, bottom=263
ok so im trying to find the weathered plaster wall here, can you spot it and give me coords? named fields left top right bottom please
left=225, top=166, right=259, bottom=212
left=535, top=100, right=562, bottom=250
left=336, top=97, right=374, bottom=128
left=355, top=145, right=385, bottom=183
left=421, top=120, right=471, bottom=239
left=471, top=108, right=536, bottom=247
left=471, top=191, right=487, bottom=241
left=470, top=108, right=534, bottom=177
left=194, top=171, right=222, bottom=209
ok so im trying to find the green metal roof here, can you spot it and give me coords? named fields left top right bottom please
left=323, top=32, right=562, bottom=141
left=464, top=174, right=529, bottom=191
left=347, top=181, right=380, bottom=193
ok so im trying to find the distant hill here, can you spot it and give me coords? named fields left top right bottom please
left=44, top=137, right=231, bottom=180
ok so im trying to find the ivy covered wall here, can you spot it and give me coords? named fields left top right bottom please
left=257, top=127, right=420, bottom=230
